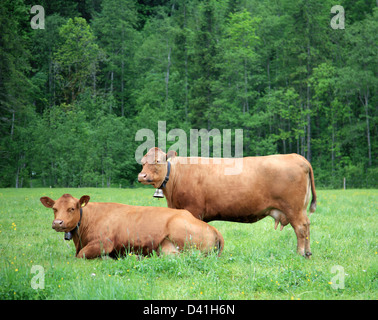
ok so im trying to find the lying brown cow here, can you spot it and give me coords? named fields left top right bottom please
left=40, top=194, right=224, bottom=259
left=138, top=147, right=317, bottom=258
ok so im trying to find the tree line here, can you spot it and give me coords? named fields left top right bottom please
left=0, top=0, right=377, bottom=188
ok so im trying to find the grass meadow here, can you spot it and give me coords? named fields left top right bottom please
left=0, top=188, right=376, bottom=300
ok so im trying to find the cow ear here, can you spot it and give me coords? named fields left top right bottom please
left=149, top=147, right=163, bottom=154
left=79, top=195, right=90, bottom=208
left=167, top=150, right=177, bottom=160
left=40, top=196, right=55, bottom=208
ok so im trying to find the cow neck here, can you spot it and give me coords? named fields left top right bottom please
left=64, top=207, right=83, bottom=241
left=158, top=160, right=171, bottom=189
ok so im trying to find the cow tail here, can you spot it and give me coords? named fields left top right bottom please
left=309, top=164, right=317, bottom=214
left=215, top=230, right=224, bottom=257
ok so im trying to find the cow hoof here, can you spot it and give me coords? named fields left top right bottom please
left=304, top=252, right=312, bottom=259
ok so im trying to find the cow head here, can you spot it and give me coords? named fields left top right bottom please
left=40, top=194, right=90, bottom=232
left=138, top=147, right=176, bottom=188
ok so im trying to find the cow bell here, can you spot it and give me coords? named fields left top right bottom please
left=153, top=188, right=164, bottom=199
left=64, top=232, right=73, bottom=241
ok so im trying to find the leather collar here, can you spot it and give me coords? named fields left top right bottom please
left=158, top=161, right=171, bottom=189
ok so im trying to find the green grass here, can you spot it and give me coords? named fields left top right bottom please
left=0, top=188, right=377, bottom=300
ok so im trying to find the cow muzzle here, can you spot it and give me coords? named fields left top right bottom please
left=138, top=172, right=151, bottom=183
left=52, top=219, right=65, bottom=231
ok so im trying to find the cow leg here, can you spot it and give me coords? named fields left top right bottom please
left=303, top=210, right=312, bottom=257
left=76, top=240, right=114, bottom=259
left=290, top=212, right=311, bottom=258
left=159, top=238, right=179, bottom=255
left=76, top=243, right=102, bottom=259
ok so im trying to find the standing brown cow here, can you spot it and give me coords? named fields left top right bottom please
left=138, top=147, right=317, bottom=258
left=40, top=193, right=224, bottom=259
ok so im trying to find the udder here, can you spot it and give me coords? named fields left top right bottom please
left=269, top=209, right=289, bottom=230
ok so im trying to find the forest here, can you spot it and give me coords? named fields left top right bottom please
left=0, top=0, right=377, bottom=188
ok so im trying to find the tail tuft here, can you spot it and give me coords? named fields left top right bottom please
left=310, top=200, right=316, bottom=214
left=216, top=231, right=224, bottom=257
left=308, top=161, right=317, bottom=214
